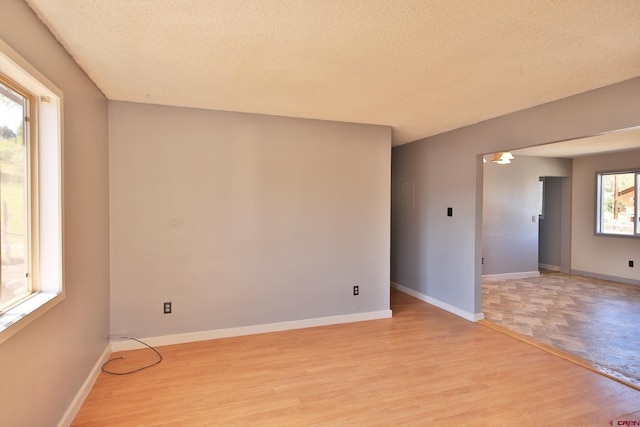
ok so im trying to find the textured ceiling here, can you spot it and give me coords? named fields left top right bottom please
left=25, top=0, right=640, bottom=146
left=513, top=127, right=640, bottom=158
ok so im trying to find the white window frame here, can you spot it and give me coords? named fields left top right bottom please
left=538, top=177, right=545, bottom=219
left=595, top=169, right=640, bottom=238
left=0, top=38, right=64, bottom=345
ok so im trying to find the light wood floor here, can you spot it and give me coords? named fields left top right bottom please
left=72, top=289, right=640, bottom=426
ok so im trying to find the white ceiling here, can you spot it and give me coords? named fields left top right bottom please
left=25, top=0, right=640, bottom=146
left=512, top=127, right=640, bottom=158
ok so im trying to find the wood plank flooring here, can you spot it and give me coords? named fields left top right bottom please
left=482, top=271, right=640, bottom=389
left=72, top=289, right=640, bottom=426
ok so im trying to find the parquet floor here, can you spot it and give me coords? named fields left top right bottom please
left=72, top=288, right=640, bottom=426
left=483, top=271, right=640, bottom=389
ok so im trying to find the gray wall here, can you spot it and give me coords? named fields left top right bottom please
left=539, top=176, right=565, bottom=269
left=0, top=1, right=110, bottom=426
left=391, top=76, right=640, bottom=317
left=482, top=156, right=571, bottom=275
left=109, top=101, right=391, bottom=339
left=572, top=150, right=640, bottom=282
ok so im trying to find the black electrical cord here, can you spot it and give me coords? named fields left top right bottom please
left=102, top=337, right=163, bottom=375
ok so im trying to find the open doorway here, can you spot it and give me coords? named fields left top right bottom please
left=480, top=129, right=640, bottom=389
left=481, top=155, right=571, bottom=280
left=538, top=176, right=571, bottom=273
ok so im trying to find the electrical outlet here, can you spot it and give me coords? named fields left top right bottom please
left=164, top=301, right=172, bottom=314
left=629, top=260, right=635, bottom=268
left=353, top=285, right=359, bottom=296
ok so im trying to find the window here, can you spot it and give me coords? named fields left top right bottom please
left=0, top=78, right=32, bottom=310
left=0, top=39, right=63, bottom=344
left=538, top=177, right=545, bottom=219
left=596, top=170, right=639, bottom=237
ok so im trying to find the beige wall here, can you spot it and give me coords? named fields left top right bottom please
left=109, top=101, right=391, bottom=339
left=572, top=150, right=640, bottom=283
left=0, top=1, right=110, bottom=426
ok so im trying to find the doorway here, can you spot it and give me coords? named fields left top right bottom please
left=538, top=176, right=571, bottom=273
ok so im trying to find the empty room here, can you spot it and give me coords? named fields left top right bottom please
left=1, top=1, right=640, bottom=426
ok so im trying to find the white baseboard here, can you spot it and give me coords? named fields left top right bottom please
left=57, top=344, right=111, bottom=427
left=571, top=269, right=640, bottom=287
left=482, top=271, right=540, bottom=281
left=57, top=310, right=393, bottom=424
left=539, top=263, right=560, bottom=271
left=391, top=282, right=483, bottom=322
left=110, top=309, right=393, bottom=351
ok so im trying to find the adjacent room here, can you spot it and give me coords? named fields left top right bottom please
left=480, top=133, right=640, bottom=388
left=1, top=1, right=640, bottom=425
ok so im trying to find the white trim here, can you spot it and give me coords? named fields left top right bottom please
left=110, top=309, right=393, bottom=351
left=57, top=344, right=111, bottom=427
left=0, top=292, right=60, bottom=337
left=391, top=282, right=483, bottom=322
left=539, top=263, right=560, bottom=271
left=0, top=38, right=65, bottom=345
left=481, top=271, right=540, bottom=281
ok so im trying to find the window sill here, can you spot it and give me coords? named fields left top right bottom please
left=596, top=232, right=640, bottom=239
left=0, top=291, right=64, bottom=344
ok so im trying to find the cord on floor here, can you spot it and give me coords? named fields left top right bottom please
left=102, top=337, right=162, bottom=375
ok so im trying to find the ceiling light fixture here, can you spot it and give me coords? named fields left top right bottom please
left=491, top=151, right=514, bottom=164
